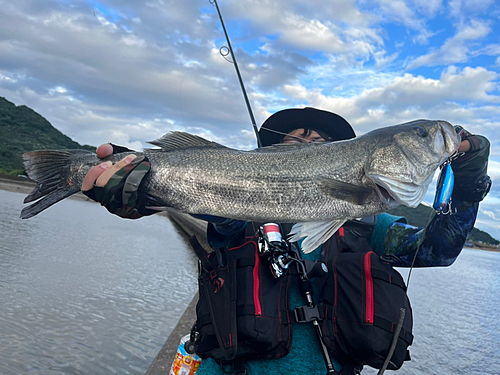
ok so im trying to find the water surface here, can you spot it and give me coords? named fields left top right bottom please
left=0, top=190, right=198, bottom=374
left=1, top=190, right=499, bottom=374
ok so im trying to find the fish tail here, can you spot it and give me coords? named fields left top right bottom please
left=21, top=150, right=93, bottom=219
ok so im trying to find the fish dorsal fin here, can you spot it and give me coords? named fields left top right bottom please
left=147, top=131, right=228, bottom=151
left=316, top=177, right=372, bottom=205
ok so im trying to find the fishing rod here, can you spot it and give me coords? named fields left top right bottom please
left=209, top=0, right=262, bottom=148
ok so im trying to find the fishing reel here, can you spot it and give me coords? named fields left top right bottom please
left=258, top=223, right=327, bottom=280
left=257, top=223, right=293, bottom=278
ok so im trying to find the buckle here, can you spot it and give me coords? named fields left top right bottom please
left=293, top=305, right=321, bottom=323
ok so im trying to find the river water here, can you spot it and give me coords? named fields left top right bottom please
left=1, top=190, right=499, bottom=375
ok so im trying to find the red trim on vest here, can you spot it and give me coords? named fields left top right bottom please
left=364, top=252, right=374, bottom=324
left=254, top=247, right=262, bottom=316
left=230, top=240, right=263, bottom=316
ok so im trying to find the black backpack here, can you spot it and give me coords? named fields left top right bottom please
left=318, top=250, right=413, bottom=370
left=190, top=234, right=293, bottom=364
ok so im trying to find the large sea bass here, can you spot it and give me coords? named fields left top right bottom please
left=21, top=120, right=459, bottom=252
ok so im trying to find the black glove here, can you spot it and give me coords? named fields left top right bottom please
left=83, top=144, right=157, bottom=218
left=109, top=143, right=135, bottom=154
left=451, top=126, right=491, bottom=202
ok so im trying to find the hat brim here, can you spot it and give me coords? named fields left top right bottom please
left=258, top=107, right=355, bottom=147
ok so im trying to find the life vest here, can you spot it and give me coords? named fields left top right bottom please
left=190, top=218, right=413, bottom=372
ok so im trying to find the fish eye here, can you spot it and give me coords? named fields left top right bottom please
left=413, top=126, right=427, bottom=138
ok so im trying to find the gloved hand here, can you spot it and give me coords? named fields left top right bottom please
left=81, top=143, right=156, bottom=219
left=451, top=126, right=491, bottom=202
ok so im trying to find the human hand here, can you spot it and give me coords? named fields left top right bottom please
left=458, top=139, right=471, bottom=153
left=81, top=144, right=153, bottom=219
left=451, top=126, right=491, bottom=202
left=455, top=126, right=475, bottom=153
left=81, top=144, right=137, bottom=192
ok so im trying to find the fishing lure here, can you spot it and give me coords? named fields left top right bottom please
left=433, top=161, right=454, bottom=213
left=433, top=123, right=468, bottom=214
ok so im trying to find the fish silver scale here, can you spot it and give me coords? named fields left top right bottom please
left=142, top=141, right=369, bottom=222
left=139, top=120, right=459, bottom=222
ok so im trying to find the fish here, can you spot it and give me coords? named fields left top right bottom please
left=21, top=119, right=460, bottom=253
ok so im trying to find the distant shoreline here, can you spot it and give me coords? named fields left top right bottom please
left=469, top=244, right=500, bottom=253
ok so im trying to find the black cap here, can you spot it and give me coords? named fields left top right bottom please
left=258, top=107, right=356, bottom=147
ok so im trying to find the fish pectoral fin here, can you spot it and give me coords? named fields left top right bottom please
left=147, top=131, right=228, bottom=151
left=288, top=220, right=346, bottom=254
left=141, top=192, right=177, bottom=212
left=316, top=177, right=372, bottom=205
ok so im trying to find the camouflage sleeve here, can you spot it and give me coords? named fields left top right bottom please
left=378, top=200, right=479, bottom=267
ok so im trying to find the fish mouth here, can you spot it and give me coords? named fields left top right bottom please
left=374, top=184, right=396, bottom=204
left=437, top=120, right=461, bottom=158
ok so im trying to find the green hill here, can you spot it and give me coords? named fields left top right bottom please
left=0, top=97, right=95, bottom=175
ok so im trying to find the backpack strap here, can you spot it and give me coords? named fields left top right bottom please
left=233, top=358, right=247, bottom=375
left=373, top=316, right=414, bottom=345
left=320, top=217, right=377, bottom=263
left=190, top=235, right=239, bottom=361
left=190, top=235, right=209, bottom=260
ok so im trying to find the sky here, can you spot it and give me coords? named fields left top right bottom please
left=0, top=0, right=499, bottom=240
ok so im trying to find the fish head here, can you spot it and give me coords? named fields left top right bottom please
left=365, top=120, right=460, bottom=208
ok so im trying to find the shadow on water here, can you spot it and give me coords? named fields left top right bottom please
left=0, top=190, right=198, bottom=375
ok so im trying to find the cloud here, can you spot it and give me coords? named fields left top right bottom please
left=222, top=0, right=384, bottom=63
left=415, top=0, right=443, bottom=17
left=1, top=2, right=498, bottom=147
left=407, top=20, right=491, bottom=69
left=0, top=0, right=393, bottom=149
left=448, top=0, right=497, bottom=20
left=0, top=1, right=266, bottom=140
left=374, top=0, right=434, bottom=44
left=281, top=65, right=499, bottom=134
left=486, top=160, right=500, bottom=180
left=481, top=209, right=499, bottom=221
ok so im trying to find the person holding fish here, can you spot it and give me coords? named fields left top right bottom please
left=79, top=107, right=490, bottom=263
left=23, top=108, right=490, bottom=374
